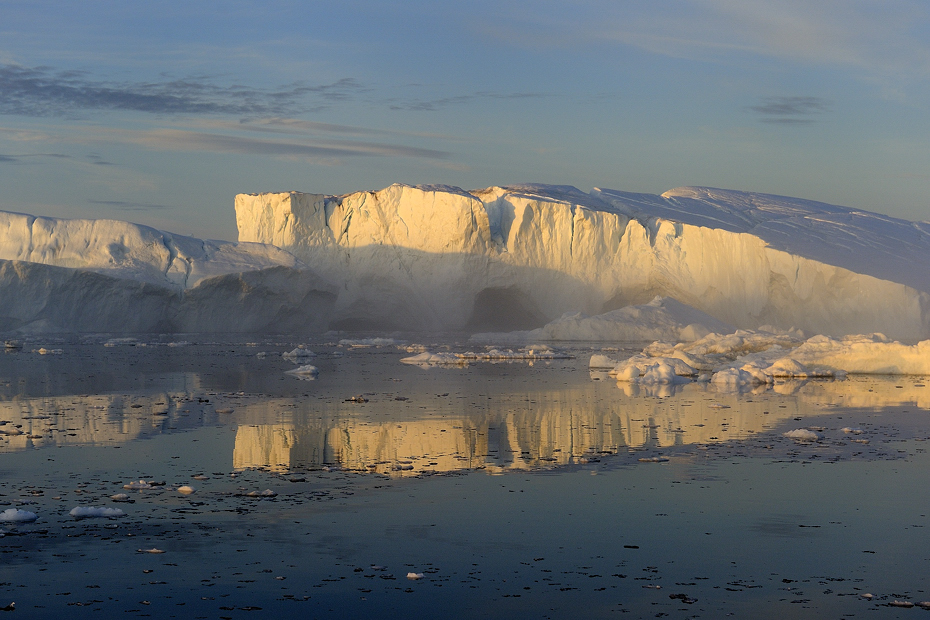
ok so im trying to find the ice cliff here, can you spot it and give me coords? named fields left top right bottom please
left=236, top=184, right=930, bottom=340
left=0, top=211, right=336, bottom=333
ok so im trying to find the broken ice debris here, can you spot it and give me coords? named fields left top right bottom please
left=406, top=572, right=424, bottom=580
left=177, top=486, right=195, bottom=495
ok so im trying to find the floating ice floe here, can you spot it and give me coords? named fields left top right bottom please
left=459, top=346, right=574, bottom=361
left=104, top=338, right=138, bottom=347
left=177, top=486, right=195, bottom=495
left=0, top=508, right=37, bottom=523
left=598, top=329, right=930, bottom=392
left=284, top=364, right=319, bottom=378
left=406, top=572, right=425, bottom=580
left=123, top=480, right=155, bottom=490
left=282, top=347, right=315, bottom=361
left=783, top=429, right=820, bottom=441
left=400, top=352, right=468, bottom=366
left=339, top=338, right=405, bottom=347
left=70, top=506, right=125, bottom=518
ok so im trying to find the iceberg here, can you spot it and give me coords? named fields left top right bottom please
left=2, top=181, right=929, bottom=338
left=236, top=184, right=930, bottom=340
left=0, top=211, right=336, bottom=333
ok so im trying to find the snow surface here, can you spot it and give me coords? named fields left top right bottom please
left=0, top=211, right=336, bottom=333
left=237, top=183, right=930, bottom=339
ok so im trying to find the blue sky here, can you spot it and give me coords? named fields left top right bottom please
left=1, top=0, right=928, bottom=240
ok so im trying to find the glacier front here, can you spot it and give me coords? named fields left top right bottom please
left=0, top=211, right=336, bottom=333
left=236, top=184, right=930, bottom=340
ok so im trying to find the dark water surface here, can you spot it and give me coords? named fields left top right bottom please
left=1, top=335, right=929, bottom=618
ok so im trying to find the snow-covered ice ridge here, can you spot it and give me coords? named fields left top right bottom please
left=237, top=184, right=930, bottom=340
left=0, top=211, right=336, bottom=333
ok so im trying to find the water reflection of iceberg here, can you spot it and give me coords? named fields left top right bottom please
left=232, top=377, right=930, bottom=475
left=0, top=392, right=217, bottom=453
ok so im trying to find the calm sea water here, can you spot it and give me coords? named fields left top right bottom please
left=1, top=335, right=928, bottom=618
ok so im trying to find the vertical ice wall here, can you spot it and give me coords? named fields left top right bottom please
left=236, top=184, right=930, bottom=339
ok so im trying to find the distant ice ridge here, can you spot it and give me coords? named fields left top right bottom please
left=237, top=183, right=930, bottom=340
left=0, top=211, right=336, bottom=333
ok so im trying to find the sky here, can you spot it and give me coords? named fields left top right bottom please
left=1, top=0, right=929, bottom=241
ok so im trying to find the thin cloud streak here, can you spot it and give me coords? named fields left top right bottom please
left=89, top=199, right=172, bottom=211
left=93, top=128, right=450, bottom=161
left=750, top=96, right=830, bottom=124
left=0, top=63, right=364, bottom=117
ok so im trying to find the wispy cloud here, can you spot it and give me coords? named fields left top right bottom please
left=0, top=152, right=72, bottom=164
left=387, top=91, right=547, bottom=112
left=750, top=96, right=830, bottom=124
left=482, top=0, right=930, bottom=80
left=0, top=63, right=364, bottom=117
left=90, top=127, right=450, bottom=162
left=89, top=199, right=171, bottom=211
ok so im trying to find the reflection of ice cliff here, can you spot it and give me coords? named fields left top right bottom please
left=237, top=184, right=930, bottom=339
left=231, top=379, right=930, bottom=475
left=0, top=392, right=217, bottom=452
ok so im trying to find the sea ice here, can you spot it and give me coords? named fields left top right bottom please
left=0, top=508, right=37, bottom=522
left=782, top=429, right=820, bottom=441
left=69, top=506, right=125, bottom=518
left=601, top=329, right=930, bottom=389
left=282, top=347, right=315, bottom=361
left=400, top=352, right=468, bottom=366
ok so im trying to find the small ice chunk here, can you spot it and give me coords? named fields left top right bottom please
left=282, top=347, right=316, bottom=361
left=406, top=572, right=424, bottom=580
left=123, top=480, right=154, bottom=490
left=177, top=486, right=195, bottom=495
left=588, top=354, right=616, bottom=370
left=137, top=548, right=165, bottom=554
left=400, top=352, right=468, bottom=366
left=110, top=493, right=130, bottom=501
left=70, top=506, right=125, bottom=518
left=783, top=429, right=820, bottom=441
left=0, top=508, right=38, bottom=522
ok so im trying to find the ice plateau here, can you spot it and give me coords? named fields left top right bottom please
left=0, top=210, right=336, bottom=333
left=237, top=183, right=930, bottom=340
